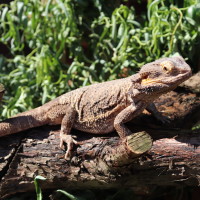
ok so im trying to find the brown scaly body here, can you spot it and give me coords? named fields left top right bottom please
left=0, top=56, right=192, bottom=159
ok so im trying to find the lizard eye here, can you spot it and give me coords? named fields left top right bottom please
left=160, top=61, right=174, bottom=73
left=163, top=66, right=168, bottom=71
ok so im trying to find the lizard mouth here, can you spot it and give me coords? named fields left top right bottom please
left=141, top=78, right=163, bottom=86
left=141, top=71, right=192, bottom=86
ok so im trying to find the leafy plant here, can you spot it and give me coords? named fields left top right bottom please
left=34, top=175, right=46, bottom=200
left=33, top=175, right=92, bottom=200
left=0, top=0, right=199, bottom=119
left=56, top=190, right=80, bottom=200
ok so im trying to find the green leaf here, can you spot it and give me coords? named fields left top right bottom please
left=57, top=189, right=80, bottom=200
left=34, top=175, right=46, bottom=200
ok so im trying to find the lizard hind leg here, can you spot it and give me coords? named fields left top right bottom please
left=59, top=108, right=77, bottom=160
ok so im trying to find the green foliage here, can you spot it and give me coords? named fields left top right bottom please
left=56, top=190, right=80, bottom=200
left=0, top=0, right=199, bottom=119
left=34, top=175, right=46, bottom=200
left=33, top=175, right=137, bottom=200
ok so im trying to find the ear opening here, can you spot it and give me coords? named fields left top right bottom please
left=140, top=72, right=149, bottom=80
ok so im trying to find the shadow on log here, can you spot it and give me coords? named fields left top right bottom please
left=0, top=79, right=200, bottom=198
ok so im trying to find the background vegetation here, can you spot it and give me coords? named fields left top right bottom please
left=0, top=0, right=199, bottom=119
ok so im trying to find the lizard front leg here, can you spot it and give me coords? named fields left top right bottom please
left=114, top=101, right=146, bottom=140
left=60, top=107, right=77, bottom=160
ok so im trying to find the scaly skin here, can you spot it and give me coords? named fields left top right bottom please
left=0, top=56, right=192, bottom=159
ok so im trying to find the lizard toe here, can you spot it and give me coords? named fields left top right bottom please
left=60, top=134, right=78, bottom=159
left=64, top=149, right=71, bottom=160
left=59, top=139, right=65, bottom=150
left=159, top=115, right=171, bottom=124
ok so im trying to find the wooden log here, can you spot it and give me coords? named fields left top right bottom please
left=0, top=129, right=152, bottom=197
left=0, top=127, right=200, bottom=198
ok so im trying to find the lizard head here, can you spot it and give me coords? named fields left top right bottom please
left=138, top=56, right=192, bottom=92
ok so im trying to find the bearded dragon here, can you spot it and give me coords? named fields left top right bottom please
left=0, top=56, right=192, bottom=159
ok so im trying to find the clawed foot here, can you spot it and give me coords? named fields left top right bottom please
left=158, top=114, right=171, bottom=124
left=60, top=133, right=78, bottom=160
left=153, top=112, right=171, bottom=124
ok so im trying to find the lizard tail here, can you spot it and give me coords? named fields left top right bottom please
left=0, top=106, right=48, bottom=137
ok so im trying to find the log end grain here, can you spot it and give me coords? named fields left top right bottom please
left=127, top=131, right=153, bottom=155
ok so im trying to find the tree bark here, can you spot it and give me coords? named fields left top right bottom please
left=0, top=85, right=200, bottom=198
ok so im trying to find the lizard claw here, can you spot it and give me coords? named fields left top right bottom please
left=59, top=133, right=78, bottom=160
left=158, top=115, right=171, bottom=124
left=152, top=111, right=171, bottom=124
